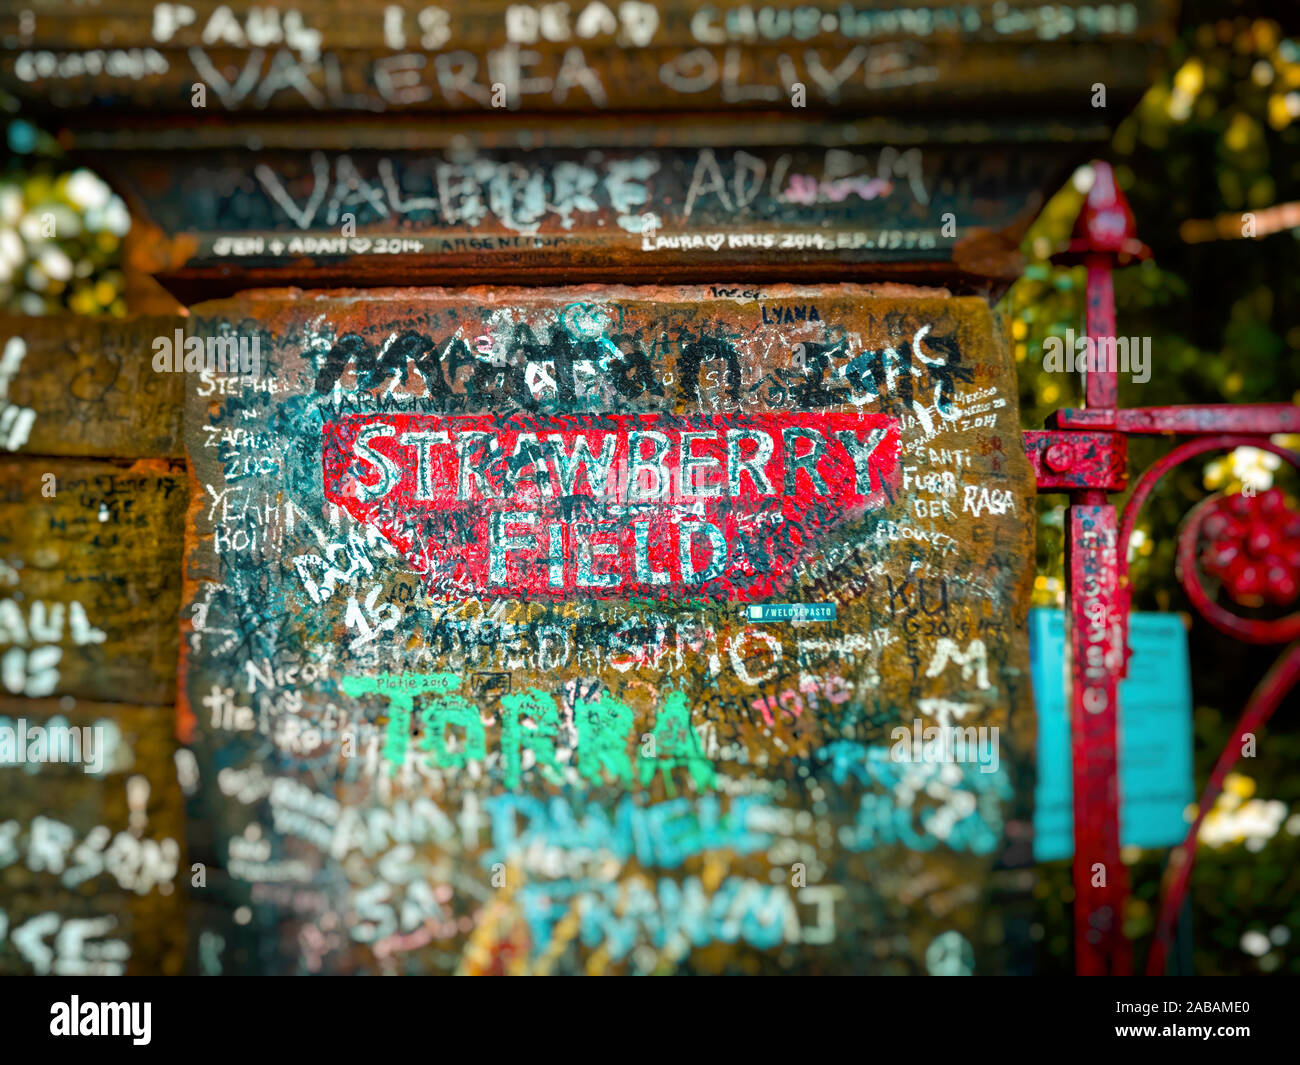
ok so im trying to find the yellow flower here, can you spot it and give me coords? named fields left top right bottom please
left=1174, top=58, right=1204, bottom=97
left=1226, top=773, right=1255, bottom=799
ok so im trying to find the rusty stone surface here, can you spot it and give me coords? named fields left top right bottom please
left=0, top=317, right=185, bottom=459
left=0, top=697, right=187, bottom=975
left=2, top=1, right=1174, bottom=116
left=0, top=457, right=186, bottom=705
left=89, top=137, right=1070, bottom=296
left=179, top=283, right=1036, bottom=974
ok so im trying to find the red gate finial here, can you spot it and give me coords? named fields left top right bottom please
left=1053, top=161, right=1152, bottom=267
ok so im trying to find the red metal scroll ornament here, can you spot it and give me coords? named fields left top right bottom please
left=1199, top=490, right=1300, bottom=610
left=1024, top=161, right=1300, bottom=976
left=1115, top=443, right=1300, bottom=975
left=1117, top=436, right=1300, bottom=646
left=1145, top=487, right=1300, bottom=975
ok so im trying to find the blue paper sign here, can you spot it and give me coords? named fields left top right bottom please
left=1029, top=608, right=1195, bottom=862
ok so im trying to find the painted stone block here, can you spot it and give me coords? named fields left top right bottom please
left=0, top=458, right=186, bottom=705
left=179, top=282, right=1036, bottom=974
left=0, top=697, right=187, bottom=975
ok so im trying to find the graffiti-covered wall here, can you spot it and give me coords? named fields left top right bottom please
left=179, top=282, right=1037, bottom=974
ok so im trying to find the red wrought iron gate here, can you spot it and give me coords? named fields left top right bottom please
left=1024, top=160, right=1300, bottom=976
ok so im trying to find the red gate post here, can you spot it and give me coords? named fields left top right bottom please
left=1054, top=163, right=1149, bottom=976
left=1066, top=496, right=1128, bottom=975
